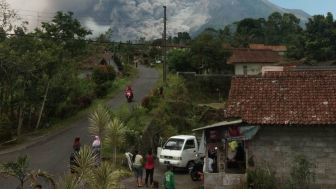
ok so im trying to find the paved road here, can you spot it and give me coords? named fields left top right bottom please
left=0, top=65, right=159, bottom=188
left=121, top=162, right=202, bottom=189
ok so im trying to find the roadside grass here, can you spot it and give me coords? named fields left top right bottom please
left=0, top=68, right=139, bottom=150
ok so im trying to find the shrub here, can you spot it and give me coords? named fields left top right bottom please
left=92, top=65, right=116, bottom=84
left=247, top=166, right=277, bottom=189
left=141, top=95, right=160, bottom=111
left=95, top=82, right=112, bottom=97
left=288, top=155, right=315, bottom=189
left=0, top=117, right=12, bottom=142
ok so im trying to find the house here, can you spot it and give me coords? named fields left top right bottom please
left=227, top=49, right=283, bottom=76
left=193, top=69, right=336, bottom=188
left=79, top=52, right=119, bottom=78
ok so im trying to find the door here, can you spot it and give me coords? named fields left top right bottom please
left=182, top=139, right=197, bottom=166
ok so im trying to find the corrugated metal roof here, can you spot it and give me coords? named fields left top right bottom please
left=193, top=119, right=242, bottom=131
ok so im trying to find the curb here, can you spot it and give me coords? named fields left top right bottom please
left=0, top=67, right=142, bottom=156
left=0, top=123, right=76, bottom=155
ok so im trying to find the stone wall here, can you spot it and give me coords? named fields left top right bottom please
left=249, top=126, right=336, bottom=185
left=204, top=172, right=246, bottom=189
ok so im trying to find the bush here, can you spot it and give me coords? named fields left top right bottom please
left=247, top=166, right=277, bottom=189
left=54, top=102, right=79, bottom=119
left=0, top=117, right=12, bottom=142
left=141, top=95, right=160, bottom=111
left=288, top=155, right=315, bottom=189
left=92, top=65, right=116, bottom=84
left=95, top=82, right=112, bottom=98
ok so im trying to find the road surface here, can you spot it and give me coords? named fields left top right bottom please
left=121, top=162, right=202, bottom=189
left=0, top=65, right=159, bottom=188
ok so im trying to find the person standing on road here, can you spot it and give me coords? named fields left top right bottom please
left=92, top=135, right=101, bottom=167
left=70, top=137, right=81, bottom=173
left=132, top=150, right=144, bottom=187
left=73, top=137, right=81, bottom=152
left=144, top=149, right=155, bottom=187
left=163, top=165, right=175, bottom=189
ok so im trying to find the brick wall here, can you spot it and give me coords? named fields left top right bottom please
left=249, top=126, right=336, bottom=185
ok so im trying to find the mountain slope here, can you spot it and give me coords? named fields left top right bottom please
left=45, top=0, right=310, bottom=40
left=199, top=0, right=309, bottom=32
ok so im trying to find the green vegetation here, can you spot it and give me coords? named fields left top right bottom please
left=247, top=155, right=315, bottom=189
left=224, top=12, right=336, bottom=62
left=167, top=12, right=336, bottom=75
left=0, top=155, right=55, bottom=189
left=247, top=165, right=276, bottom=189
left=0, top=1, right=135, bottom=143
left=167, top=31, right=232, bottom=74
left=288, top=155, right=316, bottom=189
left=56, top=145, right=131, bottom=189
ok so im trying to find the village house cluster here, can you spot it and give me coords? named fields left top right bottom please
left=193, top=44, right=336, bottom=188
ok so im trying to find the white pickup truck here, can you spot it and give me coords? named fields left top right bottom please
left=158, top=135, right=202, bottom=169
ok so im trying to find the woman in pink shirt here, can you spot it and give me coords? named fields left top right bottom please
left=144, top=149, right=155, bottom=187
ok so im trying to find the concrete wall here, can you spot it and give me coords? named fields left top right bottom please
left=204, top=172, right=246, bottom=189
left=249, top=126, right=336, bottom=185
left=235, top=64, right=263, bottom=75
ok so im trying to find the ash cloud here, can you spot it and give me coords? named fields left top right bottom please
left=10, top=0, right=210, bottom=41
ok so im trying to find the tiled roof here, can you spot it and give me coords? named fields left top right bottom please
left=225, top=70, right=336, bottom=125
left=249, top=44, right=287, bottom=52
left=227, top=49, right=282, bottom=64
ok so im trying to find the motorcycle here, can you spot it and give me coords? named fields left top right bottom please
left=125, top=90, right=133, bottom=102
left=189, top=158, right=204, bottom=181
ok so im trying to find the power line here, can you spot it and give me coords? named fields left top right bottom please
left=4, top=33, right=190, bottom=49
left=12, top=8, right=56, bottom=15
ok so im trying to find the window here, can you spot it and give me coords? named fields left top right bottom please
left=225, top=140, right=246, bottom=174
left=243, top=65, right=248, bottom=76
left=184, top=139, right=195, bottom=150
left=163, top=139, right=184, bottom=150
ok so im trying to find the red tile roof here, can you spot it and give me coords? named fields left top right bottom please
left=227, top=49, right=282, bottom=64
left=249, top=44, right=287, bottom=52
left=225, top=70, right=336, bottom=125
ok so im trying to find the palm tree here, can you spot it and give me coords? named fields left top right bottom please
left=86, top=162, right=118, bottom=189
left=104, top=118, right=126, bottom=165
left=72, top=145, right=96, bottom=179
left=56, top=174, right=81, bottom=189
left=0, top=155, right=55, bottom=189
left=88, top=104, right=111, bottom=140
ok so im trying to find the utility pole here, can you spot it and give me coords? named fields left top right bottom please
left=36, top=11, right=40, bottom=28
left=163, top=6, right=167, bottom=84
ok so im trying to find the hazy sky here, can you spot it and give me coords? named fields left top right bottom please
left=269, top=0, right=336, bottom=16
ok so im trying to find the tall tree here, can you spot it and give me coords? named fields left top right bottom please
left=234, top=18, right=266, bottom=46
left=167, top=49, right=193, bottom=72
left=38, top=11, right=92, bottom=57
left=190, top=31, right=231, bottom=74
left=305, top=12, right=336, bottom=61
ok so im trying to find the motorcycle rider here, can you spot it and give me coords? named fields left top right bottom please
left=124, top=85, right=134, bottom=101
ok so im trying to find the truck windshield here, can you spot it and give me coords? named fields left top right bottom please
left=163, top=138, right=184, bottom=150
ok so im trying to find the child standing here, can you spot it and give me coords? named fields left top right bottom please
left=163, top=165, right=175, bottom=189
